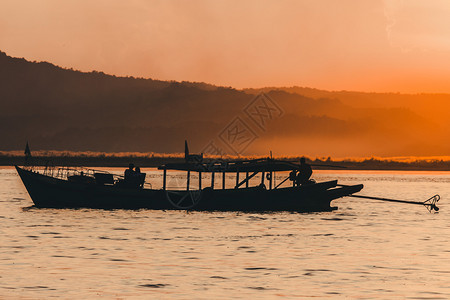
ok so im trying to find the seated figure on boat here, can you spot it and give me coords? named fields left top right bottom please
left=124, top=163, right=135, bottom=180
left=134, top=167, right=146, bottom=188
left=289, top=157, right=313, bottom=186
left=116, top=163, right=146, bottom=188
left=297, top=157, right=313, bottom=185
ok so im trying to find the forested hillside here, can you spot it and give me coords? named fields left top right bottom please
left=1, top=51, right=448, bottom=157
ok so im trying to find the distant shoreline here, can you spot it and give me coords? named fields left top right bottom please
left=2, top=154, right=450, bottom=171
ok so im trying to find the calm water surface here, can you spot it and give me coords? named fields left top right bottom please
left=1, top=167, right=449, bottom=299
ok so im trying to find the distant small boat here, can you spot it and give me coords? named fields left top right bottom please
left=15, top=156, right=363, bottom=212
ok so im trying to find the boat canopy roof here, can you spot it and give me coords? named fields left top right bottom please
left=158, top=158, right=300, bottom=173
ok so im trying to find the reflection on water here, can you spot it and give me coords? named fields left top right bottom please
left=0, top=168, right=449, bottom=298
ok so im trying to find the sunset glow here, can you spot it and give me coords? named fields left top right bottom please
left=1, top=0, right=450, bottom=157
left=2, top=0, right=450, bottom=93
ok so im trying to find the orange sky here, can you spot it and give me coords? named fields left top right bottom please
left=1, top=0, right=450, bottom=93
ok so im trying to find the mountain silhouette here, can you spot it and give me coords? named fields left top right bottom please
left=1, top=50, right=448, bottom=157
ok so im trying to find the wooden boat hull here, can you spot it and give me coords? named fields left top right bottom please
left=197, top=181, right=349, bottom=212
left=16, top=166, right=363, bottom=212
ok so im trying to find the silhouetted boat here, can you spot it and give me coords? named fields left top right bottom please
left=15, top=156, right=363, bottom=212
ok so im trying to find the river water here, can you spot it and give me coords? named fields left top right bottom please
left=1, top=167, right=449, bottom=299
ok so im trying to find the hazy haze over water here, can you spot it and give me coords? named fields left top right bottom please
left=1, top=168, right=449, bottom=298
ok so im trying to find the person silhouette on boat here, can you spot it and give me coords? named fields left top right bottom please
left=124, top=163, right=135, bottom=181
left=134, top=167, right=146, bottom=188
left=123, top=164, right=146, bottom=188
left=296, top=157, right=313, bottom=185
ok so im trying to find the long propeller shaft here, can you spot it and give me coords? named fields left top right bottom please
left=347, top=194, right=440, bottom=212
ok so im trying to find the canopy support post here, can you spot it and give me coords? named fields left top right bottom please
left=187, top=170, right=190, bottom=191
left=199, top=171, right=202, bottom=190
left=163, top=168, right=167, bottom=190
left=211, top=171, right=215, bottom=189
left=261, top=172, right=265, bottom=185
left=235, top=171, right=239, bottom=189
left=269, top=171, right=273, bottom=190
left=246, top=172, right=249, bottom=188
left=222, top=172, right=226, bottom=189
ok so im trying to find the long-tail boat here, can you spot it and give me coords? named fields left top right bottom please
left=15, top=156, right=363, bottom=211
